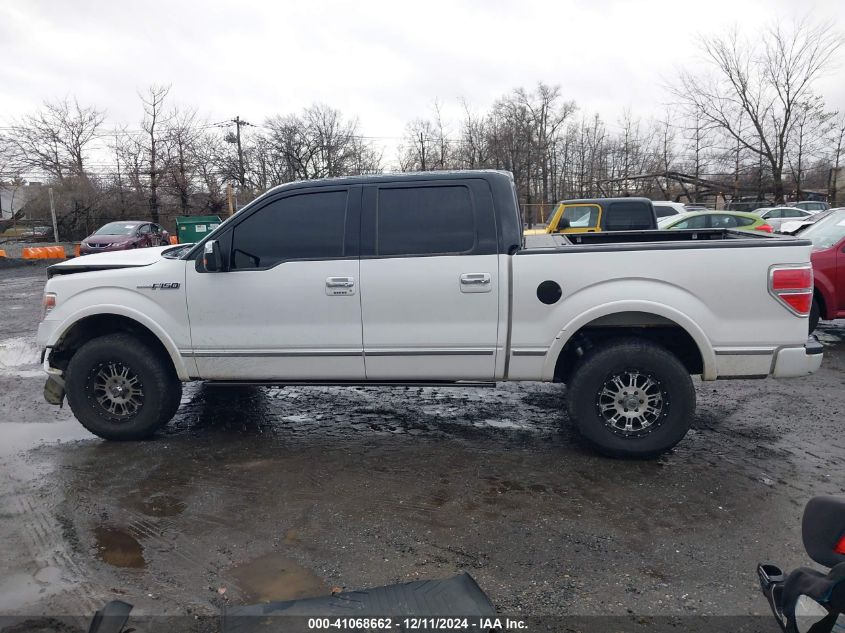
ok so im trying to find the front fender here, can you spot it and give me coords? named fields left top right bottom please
left=44, top=289, right=192, bottom=380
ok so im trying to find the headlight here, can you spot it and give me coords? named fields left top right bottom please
left=42, top=292, right=57, bottom=318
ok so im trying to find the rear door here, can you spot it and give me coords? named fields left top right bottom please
left=359, top=179, right=500, bottom=380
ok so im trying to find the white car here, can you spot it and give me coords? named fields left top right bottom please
left=755, top=207, right=816, bottom=232
left=652, top=201, right=687, bottom=218
left=37, top=171, right=822, bottom=458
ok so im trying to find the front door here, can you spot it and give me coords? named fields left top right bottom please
left=185, top=186, right=365, bottom=380
left=359, top=179, right=500, bottom=381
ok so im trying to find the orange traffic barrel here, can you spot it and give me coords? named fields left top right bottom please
left=169, top=235, right=178, bottom=245
left=22, top=247, right=36, bottom=259
left=74, top=243, right=81, bottom=257
left=0, top=249, right=6, bottom=258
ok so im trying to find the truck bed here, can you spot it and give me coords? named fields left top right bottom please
left=523, top=229, right=811, bottom=251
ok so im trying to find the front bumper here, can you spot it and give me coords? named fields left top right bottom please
left=771, top=336, right=824, bottom=378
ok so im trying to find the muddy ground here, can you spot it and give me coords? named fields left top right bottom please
left=0, top=262, right=843, bottom=629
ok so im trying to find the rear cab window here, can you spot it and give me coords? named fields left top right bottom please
left=365, top=179, right=497, bottom=257
left=603, top=200, right=655, bottom=230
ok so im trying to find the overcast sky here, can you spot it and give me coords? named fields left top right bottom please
left=2, top=0, right=844, bottom=160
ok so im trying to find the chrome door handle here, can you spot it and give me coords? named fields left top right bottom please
left=460, top=273, right=491, bottom=285
left=326, top=277, right=354, bottom=288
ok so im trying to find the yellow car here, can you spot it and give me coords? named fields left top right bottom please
left=525, top=197, right=658, bottom=235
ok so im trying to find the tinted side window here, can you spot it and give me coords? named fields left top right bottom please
left=653, top=205, right=676, bottom=218
left=377, top=185, right=474, bottom=256
left=733, top=216, right=756, bottom=227
left=138, top=224, right=150, bottom=234
left=231, top=190, right=347, bottom=269
left=604, top=201, right=655, bottom=230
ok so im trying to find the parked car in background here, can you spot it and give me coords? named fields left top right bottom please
left=780, top=208, right=841, bottom=235
left=684, top=204, right=710, bottom=212
left=525, top=197, right=658, bottom=235
left=726, top=198, right=773, bottom=213
left=754, top=207, right=816, bottom=232
left=793, top=201, right=829, bottom=213
left=652, top=201, right=686, bottom=217
left=802, top=208, right=845, bottom=332
left=19, top=225, right=54, bottom=240
left=80, top=221, right=170, bottom=255
left=658, top=210, right=773, bottom=232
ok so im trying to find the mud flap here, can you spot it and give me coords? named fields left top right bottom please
left=222, top=573, right=496, bottom=632
left=44, top=374, right=66, bottom=406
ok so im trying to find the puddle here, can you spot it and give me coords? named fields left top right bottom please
left=227, top=552, right=328, bottom=603
left=0, top=420, right=94, bottom=458
left=94, top=526, right=146, bottom=568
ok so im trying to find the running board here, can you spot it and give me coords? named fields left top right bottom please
left=203, top=380, right=497, bottom=388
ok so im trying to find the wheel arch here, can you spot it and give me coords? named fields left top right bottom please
left=544, top=302, right=715, bottom=382
left=47, top=309, right=189, bottom=380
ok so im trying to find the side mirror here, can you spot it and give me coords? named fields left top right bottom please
left=203, top=240, right=224, bottom=272
left=557, top=218, right=571, bottom=232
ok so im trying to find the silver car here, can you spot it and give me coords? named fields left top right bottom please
left=754, top=206, right=816, bottom=232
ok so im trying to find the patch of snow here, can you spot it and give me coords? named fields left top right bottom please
left=0, top=336, right=42, bottom=377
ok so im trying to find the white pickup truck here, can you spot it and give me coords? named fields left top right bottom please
left=37, top=171, right=822, bottom=457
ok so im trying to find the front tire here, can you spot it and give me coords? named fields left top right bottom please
left=566, top=339, right=695, bottom=458
left=65, top=333, right=181, bottom=440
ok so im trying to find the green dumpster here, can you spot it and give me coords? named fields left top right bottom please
left=175, top=215, right=222, bottom=244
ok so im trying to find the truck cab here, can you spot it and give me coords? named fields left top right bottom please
left=527, top=197, right=658, bottom=235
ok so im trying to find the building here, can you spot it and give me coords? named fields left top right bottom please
left=0, top=182, right=39, bottom=220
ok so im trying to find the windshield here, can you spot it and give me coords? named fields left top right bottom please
left=94, top=222, right=139, bottom=235
left=799, top=209, right=845, bottom=249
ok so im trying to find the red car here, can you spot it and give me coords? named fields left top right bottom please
left=804, top=208, right=845, bottom=332
left=80, top=221, right=170, bottom=256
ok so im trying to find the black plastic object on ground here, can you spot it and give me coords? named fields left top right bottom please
left=86, top=600, right=133, bottom=633
left=758, top=495, right=845, bottom=633
left=223, top=572, right=496, bottom=633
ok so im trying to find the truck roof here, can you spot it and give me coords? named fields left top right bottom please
left=557, top=197, right=653, bottom=206
left=261, top=169, right=515, bottom=195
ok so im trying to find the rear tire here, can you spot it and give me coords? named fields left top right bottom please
left=566, top=338, right=695, bottom=458
left=809, top=297, right=820, bottom=334
left=65, top=333, right=180, bottom=440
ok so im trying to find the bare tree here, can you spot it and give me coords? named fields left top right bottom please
left=140, top=85, right=171, bottom=223
left=787, top=96, right=835, bottom=199
left=674, top=19, right=842, bottom=202
left=163, top=108, right=201, bottom=214
left=5, top=98, right=104, bottom=181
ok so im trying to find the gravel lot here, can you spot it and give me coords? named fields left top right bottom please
left=1, top=262, right=843, bottom=628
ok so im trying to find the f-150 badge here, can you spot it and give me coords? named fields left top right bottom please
left=136, top=282, right=181, bottom=290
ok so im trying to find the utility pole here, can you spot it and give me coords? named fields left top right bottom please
left=419, top=132, right=427, bottom=171
left=226, top=182, right=235, bottom=217
left=48, top=187, right=59, bottom=243
left=227, top=116, right=254, bottom=190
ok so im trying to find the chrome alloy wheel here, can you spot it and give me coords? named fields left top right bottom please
left=90, top=362, right=144, bottom=419
left=596, top=370, right=667, bottom=436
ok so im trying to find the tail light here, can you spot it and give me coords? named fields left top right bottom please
left=769, top=266, right=813, bottom=316
left=755, top=224, right=773, bottom=233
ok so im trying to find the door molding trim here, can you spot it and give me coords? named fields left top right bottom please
left=364, top=348, right=495, bottom=357
left=182, top=349, right=363, bottom=358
